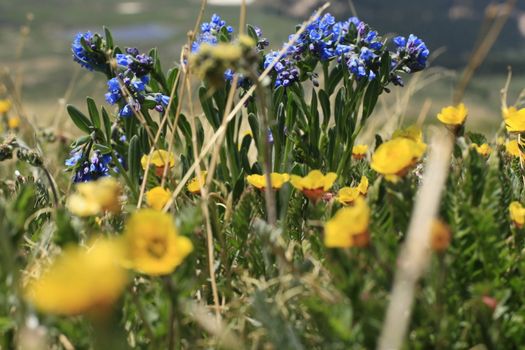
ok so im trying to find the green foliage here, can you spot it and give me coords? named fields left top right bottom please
left=2, top=15, right=525, bottom=350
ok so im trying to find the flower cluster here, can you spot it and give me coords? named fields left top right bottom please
left=71, top=32, right=109, bottom=73
left=263, top=51, right=300, bottom=88
left=192, top=15, right=269, bottom=89
left=72, top=32, right=170, bottom=117
left=108, top=49, right=170, bottom=115
left=392, top=34, right=430, bottom=73
left=264, top=13, right=429, bottom=87
left=24, top=209, right=194, bottom=316
left=192, top=14, right=234, bottom=53
left=66, top=150, right=125, bottom=183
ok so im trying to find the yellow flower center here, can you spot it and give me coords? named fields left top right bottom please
left=147, top=237, right=168, bottom=259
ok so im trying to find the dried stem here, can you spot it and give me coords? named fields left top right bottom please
left=453, top=0, right=516, bottom=104
left=378, top=129, right=453, bottom=350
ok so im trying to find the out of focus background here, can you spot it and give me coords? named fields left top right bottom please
left=1, top=0, right=524, bottom=133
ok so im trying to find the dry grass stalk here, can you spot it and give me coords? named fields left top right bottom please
left=378, top=128, right=453, bottom=350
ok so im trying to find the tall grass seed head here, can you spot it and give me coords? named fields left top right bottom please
left=324, top=197, right=370, bottom=248
left=123, top=209, right=193, bottom=276
left=24, top=238, right=128, bottom=316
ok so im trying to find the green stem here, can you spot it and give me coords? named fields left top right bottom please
left=111, top=150, right=138, bottom=201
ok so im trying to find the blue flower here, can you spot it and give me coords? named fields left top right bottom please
left=72, top=32, right=97, bottom=71
left=119, top=104, right=134, bottom=117
left=116, top=53, right=131, bottom=67
left=359, top=47, right=375, bottom=63
left=267, top=129, right=274, bottom=144
left=105, top=78, right=121, bottom=105
left=394, top=34, right=429, bottom=72
left=65, top=151, right=82, bottom=167
left=131, top=77, right=146, bottom=92
left=127, top=53, right=154, bottom=77
left=192, top=14, right=233, bottom=53
left=393, top=36, right=407, bottom=48
left=72, top=151, right=125, bottom=183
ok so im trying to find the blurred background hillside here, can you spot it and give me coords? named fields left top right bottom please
left=1, top=0, right=524, bottom=133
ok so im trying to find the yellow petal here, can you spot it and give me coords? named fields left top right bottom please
left=146, top=186, right=172, bottom=210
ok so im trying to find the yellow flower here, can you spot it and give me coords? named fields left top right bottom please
left=371, top=137, right=426, bottom=182
left=437, top=103, right=468, bottom=126
left=472, top=143, right=492, bottom=157
left=146, top=186, right=172, bottom=210
left=67, top=177, right=122, bottom=217
left=246, top=172, right=290, bottom=190
left=324, top=197, right=370, bottom=248
left=357, top=176, right=369, bottom=195
left=337, top=187, right=361, bottom=205
left=8, top=116, right=20, bottom=129
left=337, top=176, right=369, bottom=205
left=503, top=107, right=525, bottom=133
left=352, top=144, right=368, bottom=160
left=430, top=219, right=451, bottom=252
left=141, top=150, right=176, bottom=177
left=505, top=140, right=520, bottom=158
left=187, top=171, right=208, bottom=194
left=24, top=239, right=128, bottom=316
left=509, top=201, right=525, bottom=228
left=497, top=137, right=505, bottom=146
left=290, top=170, right=337, bottom=202
left=392, top=124, right=424, bottom=144
left=123, top=209, right=193, bottom=276
left=0, top=99, right=11, bottom=114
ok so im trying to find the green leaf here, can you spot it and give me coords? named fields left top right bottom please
left=248, top=113, right=259, bottom=146
left=101, top=107, right=112, bottom=143
left=362, top=79, right=381, bottom=120
left=128, top=135, right=141, bottom=187
left=66, top=104, right=92, bottom=133
left=86, top=97, right=101, bottom=129
left=318, top=89, right=331, bottom=129
left=93, top=143, right=112, bottom=154
left=103, top=26, right=114, bottom=50
left=167, top=67, right=180, bottom=92
left=246, top=24, right=259, bottom=42
left=199, top=86, right=220, bottom=129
